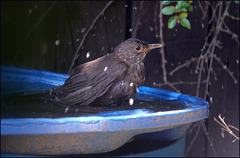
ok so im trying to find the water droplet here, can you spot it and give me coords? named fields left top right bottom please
left=77, top=29, right=80, bottom=33
left=223, top=65, right=227, bottom=69
left=132, top=6, right=137, bottom=10
left=81, top=28, right=85, bottom=33
left=125, top=4, right=128, bottom=7
left=149, top=26, right=153, bottom=32
left=76, top=38, right=80, bottom=42
left=121, top=81, right=124, bottom=85
left=210, top=97, right=213, bottom=103
left=75, top=108, right=79, bottom=113
left=123, top=58, right=127, bottom=61
left=129, top=28, right=133, bottom=32
left=55, top=40, right=60, bottom=46
left=49, top=89, right=52, bottom=95
left=118, top=48, right=122, bottom=52
left=28, top=9, right=32, bottom=14
left=221, top=84, right=224, bottom=89
left=65, top=107, right=69, bottom=113
left=221, top=131, right=224, bottom=138
left=136, top=87, right=139, bottom=92
left=101, top=47, right=105, bottom=51
left=120, top=29, right=123, bottom=33
left=129, top=98, right=134, bottom=106
left=130, top=82, right=133, bottom=87
left=86, top=52, right=90, bottom=58
left=109, top=96, right=113, bottom=99
left=201, top=23, right=204, bottom=28
left=93, top=34, right=96, bottom=37
left=104, top=67, right=108, bottom=71
left=34, top=5, right=38, bottom=9
left=236, top=60, right=239, bottom=64
left=110, top=19, right=113, bottom=22
left=153, top=82, right=156, bottom=85
left=155, top=34, right=159, bottom=38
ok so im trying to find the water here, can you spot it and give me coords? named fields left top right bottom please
left=1, top=92, right=187, bottom=119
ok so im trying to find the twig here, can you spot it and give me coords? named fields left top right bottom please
left=68, top=1, right=113, bottom=74
left=169, top=57, right=199, bottom=75
left=213, top=54, right=238, bottom=84
left=184, top=122, right=201, bottom=156
left=214, top=114, right=239, bottom=142
left=132, top=1, right=144, bottom=38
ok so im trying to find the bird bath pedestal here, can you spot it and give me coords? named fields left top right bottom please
left=1, top=66, right=209, bottom=156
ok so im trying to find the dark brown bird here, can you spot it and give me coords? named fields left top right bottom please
left=50, top=38, right=162, bottom=107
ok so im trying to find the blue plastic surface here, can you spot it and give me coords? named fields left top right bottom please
left=1, top=66, right=209, bottom=155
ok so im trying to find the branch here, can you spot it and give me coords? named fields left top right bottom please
left=213, top=54, right=238, bottom=84
left=214, top=114, right=239, bottom=142
left=68, top=1, right=113, bottom=74
left=132, top=1, right=144, bottom=38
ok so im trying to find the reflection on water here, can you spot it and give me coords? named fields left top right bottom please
left=1, top=93, right=187, bottom=119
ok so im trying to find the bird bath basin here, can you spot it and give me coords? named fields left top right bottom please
left=1, top=66, right=209, bottom=156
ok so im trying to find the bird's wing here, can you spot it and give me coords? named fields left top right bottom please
left=57, top=55, right=127, bottom=106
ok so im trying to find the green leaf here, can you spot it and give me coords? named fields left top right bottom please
left=188, top=4, right=193, bottom=11
left=234, top=1, right=239, bottom=3
left=161, top=6, right=175, bottom=15
left=179, top=12, right=188, bottom=18
left=176, top=1, right=184, bottom=9
left=162, top=1, right=172, bottom=6
left=181, top=8, right=187, bottom=12
left=180, top=18, right=191, bottom=29
left=168, top=16, right=177, bottom=29
left=182, top=2, right=190, bottom=8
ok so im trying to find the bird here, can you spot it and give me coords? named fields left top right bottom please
left=34, top=38, right=162, bottom=107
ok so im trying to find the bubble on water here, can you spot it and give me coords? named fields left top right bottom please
left=28, top=9, right=32, bottom=14
left=149, top=26, right=153, bottom=32
left=65, top=107, right=69, bottom=113
left=81, top=28, right=85, bottom=33
left=55, top=40, right=60, bottom=46
left=104, top=67, right=108, bottom=71
left=86, top=52, right=90, bottom=58
left=130, top=82, right=133, bottom=87
left=129, top=98, right=134, bottom=106
left=129, top=28, right=133, bottom=32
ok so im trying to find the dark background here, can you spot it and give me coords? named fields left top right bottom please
left=1, top=1, right=239, bottom=157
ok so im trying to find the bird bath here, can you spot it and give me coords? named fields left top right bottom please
left=1, top=66, right=209, bottom=156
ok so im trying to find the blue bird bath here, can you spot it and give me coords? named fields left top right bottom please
left=1, top=66, right=209, bottom=156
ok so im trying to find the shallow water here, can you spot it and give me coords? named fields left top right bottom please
left=1, top=93, right=187, bottom=119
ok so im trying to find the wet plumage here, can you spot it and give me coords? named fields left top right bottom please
left=50, top=38, right=162, bottom=106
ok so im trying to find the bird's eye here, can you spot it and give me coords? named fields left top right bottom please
left=135, top=46, right=141, bottom=50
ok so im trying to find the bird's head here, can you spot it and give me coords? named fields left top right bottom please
left=114, top=38, right=162, bottom=61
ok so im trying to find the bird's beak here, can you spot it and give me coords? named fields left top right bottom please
left=141, top=44, right=163, bottom=53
